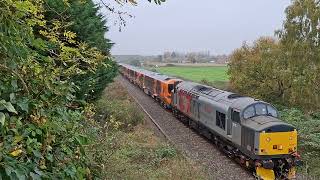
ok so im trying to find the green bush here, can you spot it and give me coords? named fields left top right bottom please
left=95, top=99, right=144, bottom=131
left=279, top=108, right=320, bottom=176
left=0, top=106, right=95, bottom=179
left=73, top=60, right=118, bottom=102
left=228, top=0, right=320, bottom=112
left=0, top=1, right=115, bottom=178
left=165, top=64, right=176, bottom=67
left=156, top=146, right=177, bottom=159
left=95, top=83, right=144, bottom=131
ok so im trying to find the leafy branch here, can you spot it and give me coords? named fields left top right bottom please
left=0, top=64, right=30, bottom=95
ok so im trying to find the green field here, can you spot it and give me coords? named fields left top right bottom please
left=157, top=66, right=229, bottom=88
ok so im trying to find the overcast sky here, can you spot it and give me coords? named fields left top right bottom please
left=102, top=0, right=291, bottom=56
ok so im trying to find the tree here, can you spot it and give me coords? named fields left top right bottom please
left=228, top=0, right=320, bottom=112
left=228, top=37, right=291, bottom=104
left=277, top=0, right=320, bottom=110
left=187, top=53, right=197, bottom=63
left=44, top=0, right=113, bottom=53
left=43, top=0, right=118, bottom=101
left=0, top=0, right=166, bottom=178
left=0, top=0, right=116, bottom=178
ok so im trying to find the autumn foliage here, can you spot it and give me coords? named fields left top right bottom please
left=228, top=0, right=320, bottom=112
left=0, top=0, right=116, bottom=178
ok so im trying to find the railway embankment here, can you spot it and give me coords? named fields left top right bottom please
left=94, top=79, right=205, bottom=179
left=118, top=76, right=254, bottom=180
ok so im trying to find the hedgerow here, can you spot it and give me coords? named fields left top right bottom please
left=0, top=0, right=116, bottom=178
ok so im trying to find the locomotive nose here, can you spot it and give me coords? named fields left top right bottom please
left=258, top=129, right=297, bottom=156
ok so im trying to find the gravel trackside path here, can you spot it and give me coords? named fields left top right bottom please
left=118, top=76, right=254, bottom=180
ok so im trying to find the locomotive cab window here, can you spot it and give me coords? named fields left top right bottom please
left=255, top=104, right=267, bottom=115
left=168, top=84, right=174, bottom=93
left=267, top=105, right=278, bottom=117
left=216, top=111, right=226, bottom=130
left=243, top=103, right=278, bottom=119
left=243, top=106, right=255, bottom=119
left=173, top=81, right=181, bottom=93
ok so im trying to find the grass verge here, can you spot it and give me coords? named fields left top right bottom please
left=89, top=80, right=206, bottom=179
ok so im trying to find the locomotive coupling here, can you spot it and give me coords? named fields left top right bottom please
left=262, top=160, right=274, bottom=169
left=255, top=160, right=274, bottom=169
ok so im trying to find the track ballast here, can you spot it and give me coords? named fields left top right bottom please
left=119, top=76, right=254, bottom=180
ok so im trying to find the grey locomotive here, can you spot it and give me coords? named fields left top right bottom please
left=171, top=81, right=300, bottom=179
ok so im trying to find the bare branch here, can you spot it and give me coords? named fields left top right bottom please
left=98, top=0, right=134, bottom=32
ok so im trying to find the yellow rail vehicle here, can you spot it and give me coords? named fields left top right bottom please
left=256, top=130, right=298, bottom=179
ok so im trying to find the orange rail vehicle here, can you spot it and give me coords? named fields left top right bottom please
left=119, top=64, right=181, bottom=108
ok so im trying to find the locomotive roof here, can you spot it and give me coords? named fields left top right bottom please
left=121, top=64, right=268, bottom=111
left=176, top=81, right=265, bottom=111
left=119, top=64, right=177, bottom=82
left=241, top=116, right=294, bottom=132
left=120, top=63, right=294, bottom=132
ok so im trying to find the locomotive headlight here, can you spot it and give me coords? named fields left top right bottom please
left=266, top=137, right=271, bottom=142
left=289, top=136, right=293, bottom=140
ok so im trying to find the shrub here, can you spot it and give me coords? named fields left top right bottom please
left=165, top=64, right=176, bottom=67
left=73, top=60, right=118, bottom=102
left=156, top=146, right=177, bottom=159
left=150, top=68, right=159, bottom=72
left=95, top=82, right=144, bottom=131
left=279, top=108, right=320, bottom=176
left=0, top=1, right=115, bottom=178
left=0, top=106, right=96, bottom=179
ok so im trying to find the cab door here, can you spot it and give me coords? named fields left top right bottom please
left=231, top=109, right=241, bottom=145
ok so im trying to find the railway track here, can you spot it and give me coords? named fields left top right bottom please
left=118, top=76, right=254, bottom=180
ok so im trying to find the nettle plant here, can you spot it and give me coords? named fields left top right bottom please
left=0, top=0, right=110, bottom=178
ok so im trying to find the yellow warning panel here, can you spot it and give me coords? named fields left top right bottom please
left=256, top=167, right=275, bottom=180
left=259, top=130, right=297, bottom=155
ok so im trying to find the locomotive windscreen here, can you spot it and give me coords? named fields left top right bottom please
left=173, top=81, right=182, bottom=93
left=168, top=84, right=174, bottom=93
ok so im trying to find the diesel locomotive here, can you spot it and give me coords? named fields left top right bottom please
left=119, top=63, right=302, bottom=180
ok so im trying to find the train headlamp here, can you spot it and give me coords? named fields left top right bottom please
left=289, top=136, right=293, bottom=140
left=266, top=137, right=271, bottom=142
